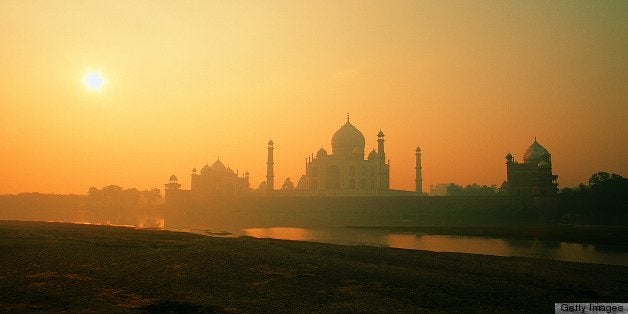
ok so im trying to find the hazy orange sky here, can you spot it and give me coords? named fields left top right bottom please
left=1, top=1, right=626, bottom=194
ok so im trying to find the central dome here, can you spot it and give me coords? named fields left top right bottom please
left=331, top=120, right=365, bottom=157
left=209, top=159, right=227, bottom=172
left=523, top=139, right=550, bottom=164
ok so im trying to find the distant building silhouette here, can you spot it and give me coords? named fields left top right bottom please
left=164, top=175, right=182, bottom=203
left=429, top=183, right=452, bottom=196
left=165, top=159, right=250, bottom=204
left=504, top=139, right=558, bottom=196
left=192, top=159, right=250, bottom=196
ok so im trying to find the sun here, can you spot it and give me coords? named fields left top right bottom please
left=83, top=71, right=106, bottom=91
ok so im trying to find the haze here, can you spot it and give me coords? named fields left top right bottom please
left=1, top=1, right=626, bottom=194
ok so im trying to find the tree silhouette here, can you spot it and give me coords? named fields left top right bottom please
left=558, top=172, right=627, bottom=224
left=446, top=183, right=498, bottom=196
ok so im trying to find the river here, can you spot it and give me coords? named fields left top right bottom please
left=239, top=226, right=628, bottom=266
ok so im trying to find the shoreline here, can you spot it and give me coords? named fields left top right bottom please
left=1, top=220, right=627, bottom=312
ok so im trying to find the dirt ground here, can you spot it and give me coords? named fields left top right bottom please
left=1, top=220, right=626, bottom=313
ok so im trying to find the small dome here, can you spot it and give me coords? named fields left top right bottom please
left=226, top=166, right=235, bottom=175
left=316, top=148, right=328, bottom=158
left=268, top=139, right=274, bottom=146
left=169, top=174, right=177, bottom=181
left=377, top=130, right=385, bottom=137
left=192, top=168, right=197, bottom=173
left=331, top=120, right=365, bottom=157
left=200, top=164, right=211, bottom=175
left=416, top=146, right=422, bottom=153
left=523, top=139, right=550, bottom=164
left=505, top=152, right=513, bottom=159
left=368, top=149, right=377, bottom=160
left=538, top=160, right=551, bottom=169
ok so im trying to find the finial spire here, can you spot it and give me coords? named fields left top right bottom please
left=347, top=112, right=350, bottom=123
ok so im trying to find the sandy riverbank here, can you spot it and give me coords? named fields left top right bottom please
left=1, top=220, right=626, bottom=313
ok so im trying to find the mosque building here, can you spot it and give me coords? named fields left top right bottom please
left=504, top=139, right=559, bottom=196
left=164, top=159, right=250, bottom=204
left=191, top=159, right=250, bottom=196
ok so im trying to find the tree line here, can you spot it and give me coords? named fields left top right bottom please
left=87, top=185, right=162, bottom=209
left=557, top=172, right=627, bottom=224
left=445, top=183, right=501, bottom=196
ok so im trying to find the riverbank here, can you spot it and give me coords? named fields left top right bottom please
left=1, top=220, right=626, bottom=312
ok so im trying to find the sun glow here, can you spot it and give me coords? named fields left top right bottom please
left=83, top=71, right=106, bottom=91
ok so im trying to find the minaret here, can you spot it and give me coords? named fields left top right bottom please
left=377, top=130, right=385, bottom=160
left=164, top=174, right=181, bottom=204
left=415, top=146, right=423, bottom=195
left=377, top=130, right=386, bottom=190
left=266, top=139, right=274, bottom=194
left=505, top=152, right=514, bottom=189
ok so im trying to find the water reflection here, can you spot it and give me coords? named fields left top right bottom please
left=136, top=216, right=165, bottom=229
left=242, top=227, right=628, bottom=266
left=245, top=227, right=312, bottom=241
left=387, top=234, right=511, bottom=256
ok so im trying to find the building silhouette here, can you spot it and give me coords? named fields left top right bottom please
left=165, top=159, right=250, bottom=204
left=165, top=115, right=424, bottom=202
left=296, top=116, right=389, bottom=195
left=268, top=115, right=421, bottom=196
left=164, top=175, right=182, bottom=204
left=504, top=139, right=558, bottom=196
left=191, top=159, right=250, bottom=196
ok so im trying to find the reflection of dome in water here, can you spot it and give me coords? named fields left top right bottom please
left=523, top=139, right=550, bottom=164
left=331, top=121, right=365, bottom=156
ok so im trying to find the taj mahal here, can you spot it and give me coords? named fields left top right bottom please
left=164, top=115, right=558, bottom=203
left=270, top=115, right=422, bottom=197
left=165, top=115, right=423, bottom=202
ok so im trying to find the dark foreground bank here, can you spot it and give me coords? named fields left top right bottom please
left=1, top=221, right=626, bottom=313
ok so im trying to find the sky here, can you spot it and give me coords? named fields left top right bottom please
left=1, top=0, right=626, bottom=194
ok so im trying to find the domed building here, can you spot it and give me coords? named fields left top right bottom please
left=504, top=139, right=558, bottom=196
left=298, top=116, right=390, bottom=195
left=191, top=159, right=250, bottom=196
left=165, top=159, right=250, bottom=204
